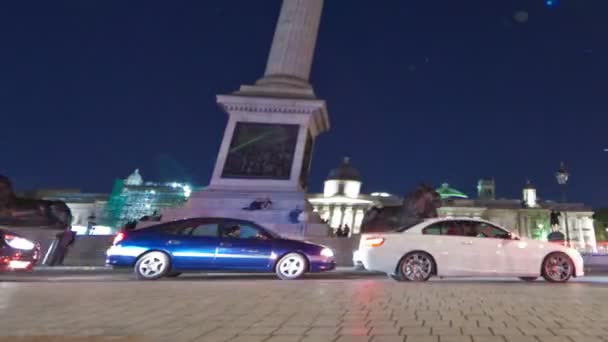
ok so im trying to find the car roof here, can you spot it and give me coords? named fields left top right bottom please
left=425, top=217, right=512, bottom=229
left=133, top=217, right=265, bottom=232
left=424, top=217, right=490, bottom=224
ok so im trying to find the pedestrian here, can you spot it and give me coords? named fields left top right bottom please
left=343, top=225, right=351, bottom=238
left=49, top=227, right=76, bottom=266
left=336, top=226, right=344, bottom=237
left=297, top=210, right=308, bottom=236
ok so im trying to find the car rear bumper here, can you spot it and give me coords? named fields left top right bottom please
left=1, top=246, right=39, bottom=272
left=353, top=249, right=394, bottom=274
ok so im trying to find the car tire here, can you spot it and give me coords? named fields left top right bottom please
left=397, top=251, right=435, bottom=282
left=134, top=251, right=171, bottom=280
left=519, top=277, right=537, bottom=282
left=541, top=252, right=574, bottom=283
left=275, top=253, right=308, bottom=280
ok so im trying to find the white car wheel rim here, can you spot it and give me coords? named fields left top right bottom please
left=402, top=253, right=432, bottom=281
left=545, top=254, right=572, bottom=281
left=138, top=253, right=167, bottom=278
left=279, top=254, right=305, bottom=278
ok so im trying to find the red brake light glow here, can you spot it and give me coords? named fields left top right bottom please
left=113, top=232, right=125, bottom=245
left=365, top=237, right=385, bottom=247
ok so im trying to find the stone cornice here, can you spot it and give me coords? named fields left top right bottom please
left=219, top=102, right=320, bottom=115
left=217, top=94, right=325, bottom=114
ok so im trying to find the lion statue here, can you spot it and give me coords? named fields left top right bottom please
left=0, top=175, right=72, bottom=229
left=360, top=183, right=441, bottom=233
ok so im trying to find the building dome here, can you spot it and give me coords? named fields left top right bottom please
left=436, top=183, right=468, bottom=199
left=124, top=169, right=143, bottom=186
left=327, top=157, right=361, bottom=182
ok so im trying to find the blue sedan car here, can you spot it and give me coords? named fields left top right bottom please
left=106, top=217, right=336, bottom=280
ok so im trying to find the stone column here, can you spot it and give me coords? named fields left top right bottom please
left=577, top=217, right=584, bottom=249
left=586, top=216, right=597, bottom=252
left=256, top=0, right=324, bottom=89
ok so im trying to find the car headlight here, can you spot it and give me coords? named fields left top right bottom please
left=4, top=234, right=35, bottom=250
left=320, top=247, right=334, bottom=258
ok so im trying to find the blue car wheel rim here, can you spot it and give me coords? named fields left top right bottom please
left=278, top=254, right=306, bottom=278
left=138, top=252, right=168, bottom=278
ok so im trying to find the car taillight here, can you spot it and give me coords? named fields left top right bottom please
left=113, top=232, right=125, bottom=245
left=364, top=237, right=385, bottom=247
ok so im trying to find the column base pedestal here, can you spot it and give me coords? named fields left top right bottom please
left=159, top=187, right=330, bottom=238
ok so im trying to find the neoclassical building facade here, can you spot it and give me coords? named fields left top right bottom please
left=307, top=157, right=401, bottom=235
left=438, top=180, right=597, bottom=252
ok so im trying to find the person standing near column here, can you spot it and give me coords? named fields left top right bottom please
left=49, top=203, right=75, bottom=266
left=297, top=210, right=308, bottom=236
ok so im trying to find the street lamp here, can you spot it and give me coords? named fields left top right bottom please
left=555, top=162, right=570, bottom=247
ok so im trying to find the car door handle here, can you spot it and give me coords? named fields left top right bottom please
left=461, top=241, right=473, bottom=245
left=219, top=242, right=232, bottom=247
left=167, top=240, right=181, bottom=245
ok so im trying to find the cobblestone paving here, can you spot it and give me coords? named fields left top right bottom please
left=1, top=278, right=607, bottom=342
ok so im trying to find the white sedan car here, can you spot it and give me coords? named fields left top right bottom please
left=353, top=217, right=584, bottom=283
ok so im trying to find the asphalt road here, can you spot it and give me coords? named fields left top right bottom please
left=1, top=272, right=608, bottom=342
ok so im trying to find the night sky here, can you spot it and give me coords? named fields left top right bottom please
left=1, top=1, right=607, bottom=206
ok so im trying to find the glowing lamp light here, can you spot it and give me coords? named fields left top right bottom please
left=320, top=248, right=334, bottom=258
left=4, top=235, right=35, bottom=250
left=9, top=260, right=31, bottom=269
left=113, top=232, right=125, bottom=245
left=183, top=185, right=192, bottom=198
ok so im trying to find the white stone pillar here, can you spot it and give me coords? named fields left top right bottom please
left=586, top=216, right=598, bottom=252
left=354, top=209, right=365, bottom=234
left=257, top=0, right=324, bottom=88
left=577, top=217, right=584, bottom=249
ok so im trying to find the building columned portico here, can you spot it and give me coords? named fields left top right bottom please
left=308, top=157, right=400, bottom=235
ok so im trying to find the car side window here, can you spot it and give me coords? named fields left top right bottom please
left=190, top=223, right=219, bottom=237
left=219, top=222, right=270, bottom=240
left=473, top=222, right=510, bottom=239
left=240, top=225, right=268, bottom=239
left=442, top=221, right=464, bottom=236
left=460, top=221, right=478, bottom=237
left=422, top=223, right=443, bottom=235
left=159, top=221, right=190, bottom=235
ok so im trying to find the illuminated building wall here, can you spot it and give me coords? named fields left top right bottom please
left=104, top=169, right=200, bottom=229
left=308, top=157, right=401, bottom=235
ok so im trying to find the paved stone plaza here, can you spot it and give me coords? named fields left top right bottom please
left=1, top=277, right=608, bottom=342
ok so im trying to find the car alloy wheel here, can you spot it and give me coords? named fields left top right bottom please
left=135, top=251, right=170, bottom=280
left=276, top=253, right=307, bottom=280
left=399, top=252, right=434, bottom=282
left=542, top=252, right=574, bottom=283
